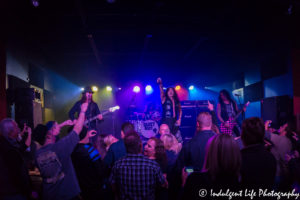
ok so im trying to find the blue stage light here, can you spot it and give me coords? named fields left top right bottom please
left=145, top=85, right=153, bottom=94
left=189, top=85, right=195, bottom=90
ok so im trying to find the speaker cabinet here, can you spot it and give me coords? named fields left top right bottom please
left=261, top=95, right=293, bottom=129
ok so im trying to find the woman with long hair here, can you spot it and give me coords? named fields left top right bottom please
left=144, top=137, right=168, bottom=200
left=144, top=137, right=168, bottom=172
left=157, top=78, right=182, bottom=143
left=182, top=134, right=241, bottom=199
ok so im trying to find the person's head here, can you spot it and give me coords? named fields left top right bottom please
left=121, top=122, right=135, bottom=138
left=46, top=121, right=60, bottom=136
left=32, top=124, right=48, bottom=145
left=203, top=134, right=241, bottom=181
left=218, top=89, right=232, bottom=104
left=196, top=112, right=212, bottom=132
left=94, top=134, right=108, bottom=158
left=81, top=86, right=94, bottom=103
left=124, top=132, right=142, bottom=154
left=160, top=133, right=176, bottom=151
left=145, top=137, right=167, bottom=166
left=144, top=138, right=156, bottom=159
left=144, top=137, right=166, bottom=160
left=0, top=118, right=20, bottom=140
left=241, top=117, right=265, bottom=147
left=159, top=124, right=170, bottom=135
left=103, top=134, right=118, bottom=150
left=165, top=87, right=179, bottom=102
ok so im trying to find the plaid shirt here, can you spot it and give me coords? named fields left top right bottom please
left=110, top=153, right=166, bottom=200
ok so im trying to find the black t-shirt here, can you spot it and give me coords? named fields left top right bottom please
left=71, top=143, right=105, bottom=196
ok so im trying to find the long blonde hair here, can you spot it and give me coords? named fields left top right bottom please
left=160, top=133, right=181, bottom=154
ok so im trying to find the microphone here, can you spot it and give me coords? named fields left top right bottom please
left=234, top=94, right=241, bottom=96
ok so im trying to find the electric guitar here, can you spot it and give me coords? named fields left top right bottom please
left=220, top=101, right=250, bottom=135
left=84, top=106, right=120, bottom=127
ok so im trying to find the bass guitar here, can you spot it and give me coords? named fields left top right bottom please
left=220, top=101, right=250, bottom=135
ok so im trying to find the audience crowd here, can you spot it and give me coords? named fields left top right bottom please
left=0, top=102, right=300, bottom=200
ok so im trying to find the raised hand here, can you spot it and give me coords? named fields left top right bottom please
left=26, top=126, right=32, bottom=135
left=264, top=120, right=272, bottom=130
left=181, top=167, right=188, bottom=187
left=81, top=102, right=89, bottom=113
left=20, top=123, right=27, bottom=136
left=88, top=130, right=97, bottom=137
left=97, top=114, right=103, bottom=120
left=175, top=119, right=181, bottom=126
left=157, top=77, right=162, bottom=85
left=207, top=101, right=214, bottom=111
left=65, top=119, right=74, bottom=126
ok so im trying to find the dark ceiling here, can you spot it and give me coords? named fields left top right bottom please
left=4, top=0, right=300, bottom=88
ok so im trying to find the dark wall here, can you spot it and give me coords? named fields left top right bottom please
left=0, top=40, right=6, bottom=120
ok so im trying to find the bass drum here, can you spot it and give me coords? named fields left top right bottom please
left=129, top=120, right=143, bottom=133
left=140, top=120, right=159, bottom=139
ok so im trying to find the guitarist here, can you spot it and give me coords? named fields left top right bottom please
left=69, top=86, right=103, bottom=132
left=217, top=89, right=246, bottom=136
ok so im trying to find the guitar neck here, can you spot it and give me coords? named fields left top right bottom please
left=86, top=110, right=110, bottom=123
left=232, top=110, right=243, bottom=121
left=232, top=102, right=249, bottom=121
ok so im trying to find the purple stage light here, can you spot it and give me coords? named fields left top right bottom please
left=133, top=86, right=140, bottom=93
left=32, top=0, right=39, bottom=7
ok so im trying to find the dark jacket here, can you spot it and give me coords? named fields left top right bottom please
left=241, top=144, right=277, bottom=189
left=177, top=130, right=216, bottom=171
left=69, top=101, right=101, bottom=129
left=103, top=139, right=127, bottom=169
left=0, top=136, right=31, bottom=198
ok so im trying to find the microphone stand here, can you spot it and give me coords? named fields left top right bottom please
left=126, top=94, right=137, bottom=120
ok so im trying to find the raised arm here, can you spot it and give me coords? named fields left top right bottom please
left=157, top=77, right=166, bottom=104
left=207, top=101, right=218, bottom=126
left=73, top=102, right=88, bottom=135
left=24, top=126, right=32, bottom=147
left=58, top=119, right=74, bottom=129
left=176, top=103, right=182, bottom=126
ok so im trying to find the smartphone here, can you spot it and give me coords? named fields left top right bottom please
left=185, top=167, right=194, bottom=174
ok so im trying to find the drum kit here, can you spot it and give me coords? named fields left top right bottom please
left=128, top=111, right=161, bottom=140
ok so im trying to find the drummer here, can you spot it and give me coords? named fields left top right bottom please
left=143, top=102, right=161, bottom=122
